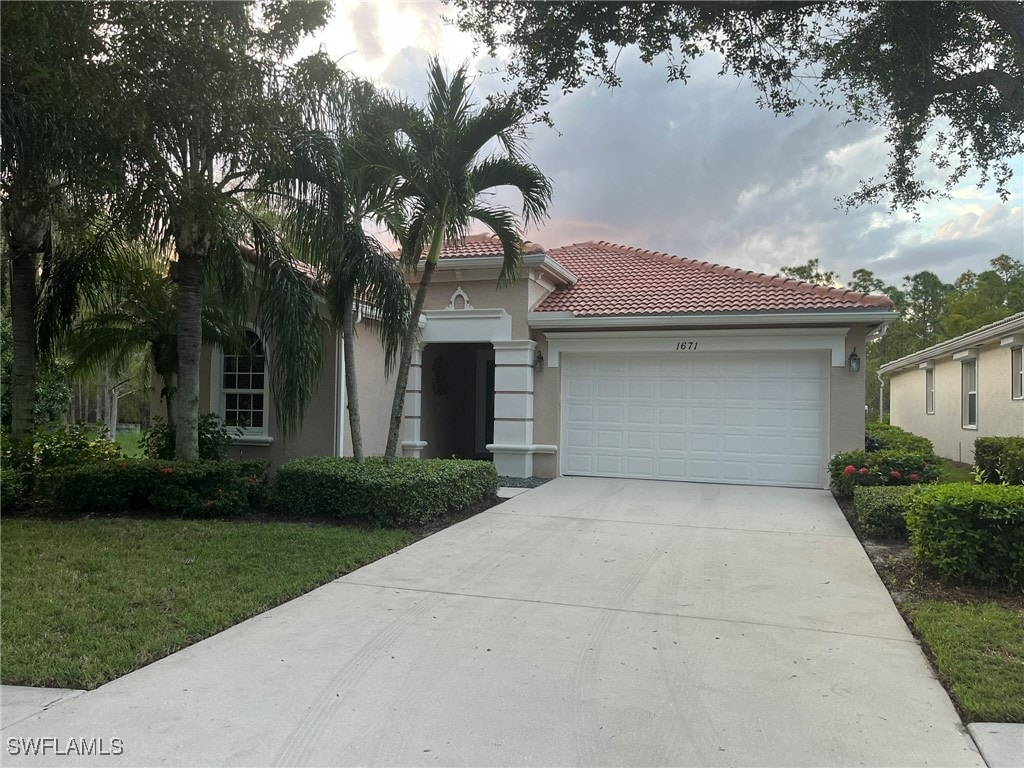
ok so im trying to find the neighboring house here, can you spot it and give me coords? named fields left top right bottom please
left=193, top=235, right=895, bottom=488
left=879, top=312, right=1024, bottom=465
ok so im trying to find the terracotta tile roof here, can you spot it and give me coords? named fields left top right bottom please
left=535, top=241, right=894, bottom=316
left=436, top=233, right=546, bottom=259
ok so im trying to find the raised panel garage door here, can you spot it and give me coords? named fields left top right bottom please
left=561, top=352, right=829, bottom=488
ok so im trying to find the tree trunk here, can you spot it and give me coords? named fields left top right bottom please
left=162, top=374, right=176, bottom=425
left=341, top=296, right=363, bottom=461
left=9, top=250, right=37, bottom=440
left=108, top=385, right=119, bottom=442
left=384, top=237, right=442, bottom=460
left=174, top=250, right=205, bottom=460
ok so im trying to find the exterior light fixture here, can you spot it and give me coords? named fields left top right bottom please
left=848, top=348, right=861, bottom=373
left=534, top=349, right=544, bottom=373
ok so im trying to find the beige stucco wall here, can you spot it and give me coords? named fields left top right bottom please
left=890, top=343, right=1024, bottom=464
left=343, top=319, right=395, bottom=457
left=419, top=272, right=532, bottom=339
left=830, top=326, right=868, bottom=455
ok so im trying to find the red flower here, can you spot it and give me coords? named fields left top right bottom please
left=859, top=467, right=869, bottom=475
left=909, top=473, right=920, bottom=481
left=890, top=470, right=901, bottom=479
left=843, top=465, right=856, bottom=476
left=161, top=467, right=174, bottom=474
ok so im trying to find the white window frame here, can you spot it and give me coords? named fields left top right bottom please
left=925, top=367, right=935, bottom=414
left=210, top=328, right=273, bottom=445
left=1013, top=347, right=1023, bottom=400
left=961, top=359, right=978, bottom=429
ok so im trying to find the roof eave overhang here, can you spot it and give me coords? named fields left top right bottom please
left=529, top=309, right=898, bottom=330
left=879, top=314, right=1024, bottom=375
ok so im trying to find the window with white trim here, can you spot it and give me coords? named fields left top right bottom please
left=925, top=368, right=935, bottom=414
left=1013, top=347, right=1023, bottom=400
left=961, top=359, right=978, bottom=428
left=221, top=329, right=267, bottom=434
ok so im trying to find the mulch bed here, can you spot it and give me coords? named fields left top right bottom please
left=833, top=492, right=1024, bottom=611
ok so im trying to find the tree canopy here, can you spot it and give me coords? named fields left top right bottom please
left=448, top=1, right=1024, bottom=212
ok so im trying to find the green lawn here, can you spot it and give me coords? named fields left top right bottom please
left=908, top=601, right=1024, bottom=722
left=939, top=459, right=974, bottom=483
left=115, top=430, right=146, bottom=457
left=0, top=519, right=412, bottom=689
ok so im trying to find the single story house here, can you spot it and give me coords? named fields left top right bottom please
left=196, top=235, right=896, bottom=489
left=879, top=312, right=1024, bottom=464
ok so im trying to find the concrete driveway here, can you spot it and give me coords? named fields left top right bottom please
left=3, top=478, right=982, bottom=767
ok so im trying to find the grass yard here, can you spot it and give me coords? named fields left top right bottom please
left=938, top=459, right=974, bottom=483
left=1, top=519, right=412, bottom=689
left=908, top=601, right=1024, bottom=722
left=115, top=430, right=146, bottom=457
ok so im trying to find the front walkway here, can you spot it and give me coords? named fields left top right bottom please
left=3, top=478, right=982, bottom=766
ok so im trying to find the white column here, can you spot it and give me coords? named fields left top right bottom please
left=401, top=345, right=427, bottom=457
left=488, top=340, right=538, bottom=477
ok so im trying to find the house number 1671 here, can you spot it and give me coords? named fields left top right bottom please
left=675, top=341, right=698, bottom=351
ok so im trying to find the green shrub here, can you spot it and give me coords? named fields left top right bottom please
left=905, top=483, right=1024, bottom=586
left=1, top=464, right=24, bottom=511
left=974, top=436, right=1024, bottom=485
left=272, top=457, right=499, bottom=527
left=853, top=486, right=916, bottom=540
left=35, top=459, right=266, bottom=517
left=143, top=414, right=234, bottom=461
left=865, top=422, right=935, bottom=455
left=828, top=449, right=940, bottom=495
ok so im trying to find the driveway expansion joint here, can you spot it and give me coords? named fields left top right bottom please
left=333, top=579, right=918, bottom=645
left=481, top=508, right=856, bottom=539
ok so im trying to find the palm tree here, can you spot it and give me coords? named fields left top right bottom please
left=107, top=1, right=330, bottom=459
left=359, top=58, right=553, bottom=460
left=265, top=75, right=410, bottom=460
left=55, top=247, right=239, bottom=429
left=1, top=3, right=123, bottom=441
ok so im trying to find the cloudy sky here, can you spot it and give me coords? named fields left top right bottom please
left=302, top=0, right=1023, bottom=288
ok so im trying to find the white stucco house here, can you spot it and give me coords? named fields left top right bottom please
left=194, top=235, right=897, bottom=489
left=879, top=312, right=1024, bottom=464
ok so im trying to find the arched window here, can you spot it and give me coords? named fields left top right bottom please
left=219, top=329, right=267, bottom=436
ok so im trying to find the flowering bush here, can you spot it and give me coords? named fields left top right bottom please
left=828, top=449, right=940, bottom=496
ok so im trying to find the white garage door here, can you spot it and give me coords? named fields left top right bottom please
left=561, top=352, right=828, bottom=488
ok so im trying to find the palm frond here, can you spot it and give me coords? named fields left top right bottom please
left=468, top=204, right=523, bottom=288
left=470, top=156, right=553, bottom=228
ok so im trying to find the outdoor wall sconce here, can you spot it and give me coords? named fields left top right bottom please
left=848, top=348, right=861, bottom=373
left=534, top=349, right=545, bottom=373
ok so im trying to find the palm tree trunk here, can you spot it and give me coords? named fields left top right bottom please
left=341, top=296, right=363, bottom=461
left=9, top=250, right=37, bottom=440
left=384, top=226, right=445, bottom=460
left=175, top=250, right=204, bottom=460
left=162, top=374, right=176, bottom=425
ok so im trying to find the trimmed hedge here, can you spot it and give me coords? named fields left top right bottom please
left=272, top=457, right=499, bottom=527
left=974, top=436, right=1024, bottom=486
left=905, top=483, right=1024, bottom=586
left=865, top=422, right=935, bottom=455
left=852, top=486, right=916, bottom=540
left=828, top=449, right=940, bottom=495
left=35, top=459, right=269, bottom=517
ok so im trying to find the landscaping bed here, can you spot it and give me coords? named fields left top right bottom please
left=833, top=483, right=1023, bottom=723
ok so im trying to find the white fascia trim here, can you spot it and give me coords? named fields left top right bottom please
left=529, top=310, right=897, bottom=330
left=544, top=327, right=852, bottom=367
left=918, top=360, right=935, bottom=370
left=953, top=349, right=979, bottom=361
left=1000, top=334, right=1023, bottom=347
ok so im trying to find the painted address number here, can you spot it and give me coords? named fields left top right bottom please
left=675, top=341, right=699, bottom=351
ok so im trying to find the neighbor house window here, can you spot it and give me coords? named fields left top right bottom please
left=1014, top=347, right=1023, bottom=400
left=961, top=359, right=978, bottom=428
left=925, top=368, right=935, bottom=414
left=221, top=329, right=266, bottom=434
